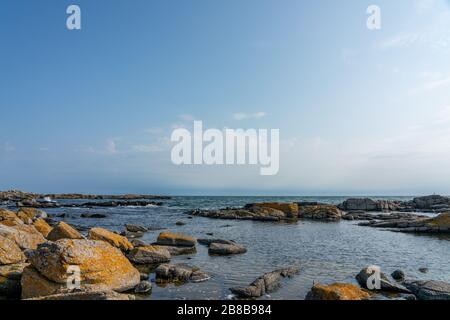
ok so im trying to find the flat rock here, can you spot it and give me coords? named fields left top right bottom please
left=208, top=242, right=247, bottom=256
left=156, top=232, right=196, bottom=247
left=125, top=224, right=148, bottom=233
left=404, top=280, right=450, bottom=300
left=306, top=283, right=370, bottom=300
left=127, top=245, right=171, bottom=265
left=88, top=227, right=133, bottom=252
left=155, top=263, right=210, bottom=283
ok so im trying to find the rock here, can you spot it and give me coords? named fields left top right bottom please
left=208, top=242, right=247, bottom=256
left=131, top=239, right=147, bottom=247
left=0, top=263, right=28, bottom=298
left=419, top=268, right=429, bottom=274
left=156, top=232, right=196, bottom=247
left=127, top=246, right=171, bottom=265
left=47, top=221, right=84, bottom=241
left=299, top=205, right=342, bottom=221
left=33, top=218, right=53, bottom=238
left=356, top=266, right=411, bottom=293
left=404, top=280, right=450, bottom=300
left=245, top=202, right=299, bottom=218
left=391, top=270, right=406, bottom=281
left=134, top=280, right=152, bottom=294
left=121, top=230, right=145, bottom=239
left=175, top=221, right=186, bottom=226
left=338, top=198, right=380, bottom=211
left=190, top=207, right=288, bottom=222
left=125, top=224, right=148, bottom=233
left=17, top=208, right=47, bottom=223
left=162, top=245, right=197, bottom=256
left=412, top=195, right=450, bottom=210
left=230, top=266, right=299, bottom=298
left=0, top=235, right=26, bottom=265
left=0, top=222, right=46, bottom=250
left=88, top=227, right=133, bottom=252
left=305, top=283, right=370, bottom=300
left=155, top=263, right=210, bottom=283
left=80, top=213, right=108, bottom=218
left=140, top=273, right=149, bottom=280
left=0, top=208, right=19, bottom=221
left=25, top=290, right=133, bottom=300
left=198, top=239, right=235, bottom=246
left=21, top=239, right=140, bottom=299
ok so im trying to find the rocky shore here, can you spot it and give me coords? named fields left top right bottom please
left=1, top=191, right=450, bottom=300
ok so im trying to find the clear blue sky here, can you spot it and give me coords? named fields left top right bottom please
left=1, top=0, right=450, bottom=195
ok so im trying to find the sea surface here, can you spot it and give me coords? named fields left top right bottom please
left=18, top=196, right=450, bottom=300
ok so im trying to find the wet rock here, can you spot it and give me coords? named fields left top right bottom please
left=127, top=246, right=171, bottom=265
left=208, top=243, right=247, bottom=256
left=156, top=232, right=196, bottom=247
left=25, top=290, right=133, bottom=300
left=190, top=207, right=288, bottom=222
left=80, top=213, right=108, bottom=219
left=230, top=266, right=300, bottom=298
left=245, top=203, right=299, bottom=218
left=0, top=235, right=26, bottom=265
left=88, top=227, right=134, bottom=252
left=161, top=245, right=197, bottom=256
left=356, top=266, right=411, bottom=293
left=0, top=221, right=46, bottom=250
left=47, top=221, right=84, bottom=241
left=121, top=230, right=145, bottom=239
left=175, top=221, right=186, bottom=226
left=419, top=268, right=429, bottom=274
left=0, top=263, right=28, bottom=298
left=198, top=239, right=235, bottom=246
left=134, top=280, right=152, bottom=294
left=299, top=205, right=342, bottom=221
left=404, top=280, right=450, bottom=300
left=306, top=283, right=370, bottom=300
left=33, top=218, right=52, bottom=238
left=21, top=239, right=140, bottom=299
left=131, top=239, right=147, bottom=247
left=155, top=263, right=210, bottom=283
left=125, top=224, right=148, bottom=233
left=412, top=195, right=450, bottom=210
left=391, top=270, right=406, bottom=282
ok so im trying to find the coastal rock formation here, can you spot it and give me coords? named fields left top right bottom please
left=356, top=267, right=411, bottom=293
left=127, top=246, right=171, bottom=264
left=338, top=198, right=402, bottom=212
left=411, top=195, right=450, bottom=210
left=155, top=263, right=210, bottom=283
left=230, top=266, right=300, bottom=298
left=0, top=222, right=46, bottom=250
left=198, top=239, right=236, bottom=246
left=21, top=239, right=140, bottom=299
left=208, top=242, right=247, bottom=256
left=126, top=224, right=148, bottom=233
left=305, top=283, right=370, bottom=300
left=47, top=222, right=84, bottom=241
left=245, top=203, right=299, bottom=218
left=299, top=205, right=342, bottom=221
left=88, top=227, right=134, bottom=252
left=17, top=208, right=47, bottom=223
left=156, top=232, right=196, bottom=247
left=162, top=245, right=197, bottom=256
left=404, top=280, right=450, bottom=300
left=32, top=219, right=52, bottom=238
left=0, top=208, right=19, bottom=222
left=0, top=235, right=26, bottom=265
left=0, top=263, right=28, bottom=298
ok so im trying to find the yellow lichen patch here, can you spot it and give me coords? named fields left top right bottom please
left=88, top=227, right=133, bottom=251
left=426, top=213, right=450, bottom=227
left=308, top=283, right=370, bottom=300
left=0, top=209, right=19, bottom=221
left=157, top=232, right=196, bottom=247
left=33, top=219, right=53, bottom=238
left=47, top=222, right=83, bottom=241
left=253, top=203, right=299, bottom=215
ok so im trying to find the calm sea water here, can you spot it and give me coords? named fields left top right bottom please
left=35, top=196, right=450, bottom=300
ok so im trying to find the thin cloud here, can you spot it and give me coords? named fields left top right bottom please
left=233, top=112, right=267, bottom=121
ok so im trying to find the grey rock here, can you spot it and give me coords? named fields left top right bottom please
left=404, top=280, right=450, bottom=300
left=134, top=281, right=152, bottom=294
left=208, top=243, right=247, bottom=256
left=391, top=270, right=406, bottom=281
left=125, top=224, right=148, bottom=233
left=155, top=263, right=210, bottom=283
left=356, top=267, right=411, bottom=294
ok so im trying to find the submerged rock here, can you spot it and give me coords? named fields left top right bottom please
left=306, top=283, right=370, bottom=300
left=198, top=238, right=236, bottom=246
left=161, top=245, right=197, bottom=256
left=127, top=246, right=171, bottom=265
left=134, top=280, right=152, bottom=294
left=208, top=242, right=247, bottom=256
left=155, top=263, right=210, bottom=283
left=47, top=221, right=84, bottom=241
left=125, top=224, right=148, bottom=233
left=404, top=280, right=450, bottom=300
left=230, top=266, right=300, bottom=298
left=25, top=290, right=133, bottom=300
left=21, top=239, right=140, bottom=299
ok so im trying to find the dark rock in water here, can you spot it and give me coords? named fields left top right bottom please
left=125, top=224, right=148, bottom=233
left=131, top=239, right=147, bottom=248
left=298, top=205, right=342, bottom=221
left=230, top=266, right=300, bottom=298
left=412, top=195, right=450, bottom=210
left=208, top=243, right=247, bottom=256
left=391, top=270, right=406, bottom=281
left=127, top=246, right=171, bottom=264
left=404, top=280, right=450, bottom=300
left=140, top=273, right=149, bottom=281
left=175, top=221, right=186, bottom=226
left=155, top=264, right=210, bottom=283
left=158, top=245, right=197, bottom=256
left=80, top=213, right=108, bottom=219
left=134, top=281, right=152, bottom=294
left=419, top=268, right=429, bottom=274
left=121, top=230, right=145, bottom=239
left=356, top=267, right=411, bottom=294
left=198, top=238, right=235, bottom=246
left=156, top=232, right=196, bottom=247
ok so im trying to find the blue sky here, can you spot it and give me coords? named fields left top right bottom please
left=1, top=0, right=450, bottom=195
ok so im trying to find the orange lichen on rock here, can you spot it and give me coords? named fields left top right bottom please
left=306, top=283, right=370, bottom=300
left=88, top=227, right=133, bottom=251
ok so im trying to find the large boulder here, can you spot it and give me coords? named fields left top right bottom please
left=412, top=195, right=450, bottom=210
left=208, top=242, right=247, bottom=256
left=305, top=283, right=370, bottom=300
left=21, top=239, right=140, bottom=299
left=156, top=232, right=196, bottom=247
left=47, top=221, right=84, bottom=241
left=338, top=198, right=380, bottom=211
left=230, top=266, right=300, bottom=298
left=0, top=235, right=26, bottom=265
left=356, top=266, right=411, bottom=293
left=0, top=222, right=46, bottom=250
left=127, top=245, right=171, bottom=264
left=0, top=263, right=28, bottom=298
left=404, top=280, right=450, bottom=300
left=88, top=227, right=133, bottom=252
left=299, top=205, right=342, bottom=221
left=33, top=219, right=52, bottom=238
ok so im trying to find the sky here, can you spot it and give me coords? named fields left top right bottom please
left=1, top=0, right=450, bottom=196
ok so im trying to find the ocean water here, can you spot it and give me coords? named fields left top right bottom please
left=30, top=196, right=450, bottom=299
